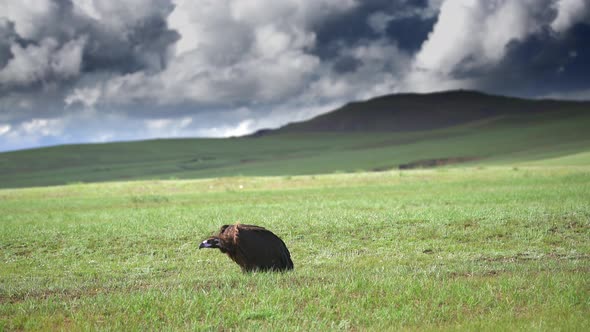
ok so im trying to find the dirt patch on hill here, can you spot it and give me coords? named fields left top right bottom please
left=398, top=157, right=479, bottom=169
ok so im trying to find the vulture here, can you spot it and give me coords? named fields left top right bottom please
left=199, top=223, right=294, bottom=272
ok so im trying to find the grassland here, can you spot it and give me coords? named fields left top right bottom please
left=1, top=166, right=589, bottom=330
left=1, top=108, right=590, bottom=189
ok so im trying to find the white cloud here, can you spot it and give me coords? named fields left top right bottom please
left=415, top=0, right=545, bottom=74
left=404, top=0, right=554, bottom=92
left=50, top=37, right=86, bottom=79
left=71, top=0, right=174, bottom=33
left=82, top=0, right=360, bottom=107
left=145, top=116, right=192, bottom=132
left=0, top=0, right=58, bottom=39
left=0, top=36, right=86, bottom=87
left=197, top=119, right=256, bottom=138
left=65, top=86, right=102, bottom=108
left=551, top=0, right=590, bottom=33
left=0, top=124, right=11, bottom=136
left=20, top=118, right=64, bottom=136
left=0, top=39, right=58, bottom=86
left=71, top=0, right=102, bottom=21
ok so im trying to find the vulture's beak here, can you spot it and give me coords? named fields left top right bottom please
left=199, top=240, right=212, bottom=249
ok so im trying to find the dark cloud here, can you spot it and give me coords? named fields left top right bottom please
left=313, top=0, right=436, bottom=59
left=331, top=55, right=362, bottom=74
left=81, top=16, right=179, bottom=74
left=0, top=21, right=17, bottom=68
left=385, top=16, right=437, bottom=52
left=450, top=22, right=590, bottom=98
left=551, top=23, right=590, bottom=91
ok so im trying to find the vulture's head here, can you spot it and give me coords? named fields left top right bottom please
left=199, top=237, right=226, bottom=252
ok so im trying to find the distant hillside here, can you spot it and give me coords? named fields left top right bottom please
left=1, top=90, right=589, bottom=188
left=268, top=90, right=589, bottom=133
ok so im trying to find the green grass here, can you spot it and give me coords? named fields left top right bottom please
left=1, top=166, right=589, bottom=330
left=1, top=110, right=590, bottom=189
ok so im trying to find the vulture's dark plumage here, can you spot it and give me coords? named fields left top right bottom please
left=199, top=223, right=294, bottom=272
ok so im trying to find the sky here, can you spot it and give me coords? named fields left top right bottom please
left=0, top=0, right=589, bottom=152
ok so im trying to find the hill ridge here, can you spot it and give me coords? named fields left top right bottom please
left=252, top=90, right=589, bottom=135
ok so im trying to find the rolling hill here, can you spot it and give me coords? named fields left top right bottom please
left=1, top=90, right=589, bottom=188
left=265, top=90, right=589, bottom=133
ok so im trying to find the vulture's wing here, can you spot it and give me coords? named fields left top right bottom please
left=234, top=224, right=293, bottom=271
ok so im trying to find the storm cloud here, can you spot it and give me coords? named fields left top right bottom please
left=0, top=0, right=589, bottom=151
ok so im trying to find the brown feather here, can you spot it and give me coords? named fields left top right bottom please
left=202, top=223, right=293, bottom=272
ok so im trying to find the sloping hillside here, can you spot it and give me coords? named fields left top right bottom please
left=273, top=90, right=588, bottom=133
